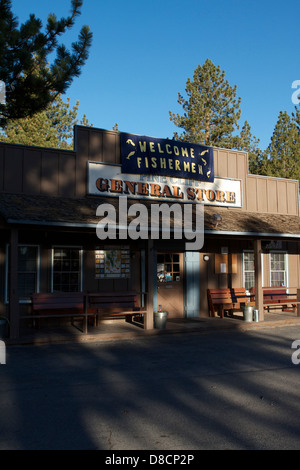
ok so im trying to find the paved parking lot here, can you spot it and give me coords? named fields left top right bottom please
left=1, top=324, right=300, bottom=450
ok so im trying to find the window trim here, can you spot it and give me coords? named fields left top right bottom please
left=242, top=250, right=264, bottom=291
left=5, top=244, right=40, bottom=304
left=157, top=252, right=182, bottom=283
left=268, top=250, right=288, bottom=288
left=51, top=245, right=83, bottom=293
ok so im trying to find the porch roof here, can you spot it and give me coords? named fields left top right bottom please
left=0, top=193, right=299, bottom=238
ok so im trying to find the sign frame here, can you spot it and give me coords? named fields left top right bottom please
left=120, top=132, right=214, bottom=183
left=87, top=161, right=243, bottom=208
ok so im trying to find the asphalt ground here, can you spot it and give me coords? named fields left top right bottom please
left=1, top=323, right=300, bottom=454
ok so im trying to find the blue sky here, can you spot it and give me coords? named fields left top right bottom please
left=9, top=0, right=300, bottom=150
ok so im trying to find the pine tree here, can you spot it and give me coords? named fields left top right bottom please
left=169, top=59, right=241, bottom=148
left=0, top=94, right=92, bottom=149
left=292, top=101, right=300, bottom=135
left=235, top=120, right=263, bottom=174
left=266, top=111, right=300, bottom=180
left=0, top=0, right=92, bottom=126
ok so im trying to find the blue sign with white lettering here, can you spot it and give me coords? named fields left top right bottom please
left=120, top=132, right=214, bottom=182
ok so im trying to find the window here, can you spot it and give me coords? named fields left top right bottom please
left=52, top=247, right=82, bottom=292
left=270, top=252, right=287, bottom=287
left=157, top=253, right=181, bottom=283
left=6, top=245, right=40, bottom=302
left=243, top=251, right=255, bottom=291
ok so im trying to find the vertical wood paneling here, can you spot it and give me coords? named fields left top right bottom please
left=288, top=252, right=298, bottom=288
left=23, top=149, right=41, bottom=194
left=237, top=152, right=247, bottom=211
left=277, top=180, right=288, bottom=214
left=0, top=132, right=299, bottom=217
left=257, top=178, right=268, bottom=212
left=213, top=149, right=219, bottom=176
left=4, top=147, right=23, bottom=193
left=59, top=153, right=76, bottom=196
left=228, top=152, right=237, bottom=178
left=89, top=130, right=103, bottom=161
left=41, top=151, right=59, bottom=195
left=237, top=153, right=247, bottom=180
left=245, top=175, right=299, bottom=215
left=103, top=131, right=119, bottom=163
left=217, top=149, right=228, bottom=177
left=266, top=179, right=278, bottom=213
left=287, top=181, right=299, bottom=215
left=75, top=126, right=89, bottom=197
left=246, top=177, right=257, bottom=212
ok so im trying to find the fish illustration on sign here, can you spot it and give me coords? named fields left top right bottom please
left=126, top=139, right=136, bottom=159
left=199, top=148, right=211, bottom=177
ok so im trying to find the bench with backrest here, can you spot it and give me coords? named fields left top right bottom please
left=207, top=288, right=255, bottom=318
left=250, top=287, right=297, bottom=312
left=29, top=291, right=147, bottom=333
left=86, top=291, right=145, bottom=325
left=30, top=292, right=85, bottom=329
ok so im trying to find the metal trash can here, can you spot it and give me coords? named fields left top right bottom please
left=253, top=309, right=259, bottom=322
left=243, top=306, right=254, bottom=322
left=154, top=311, right=168, bottom=329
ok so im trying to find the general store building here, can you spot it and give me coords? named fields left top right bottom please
left=0, top=125, right=300, bottom=340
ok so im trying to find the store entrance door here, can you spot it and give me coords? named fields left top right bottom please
left=156, top=252, right=184, bottom=318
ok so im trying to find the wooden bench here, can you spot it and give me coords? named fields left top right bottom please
left=250, top=287, right=297, bottom=313
left=86, top=291, right=146, bottom=330
left=30, top=292, right=85, bottom=329
left=28, top=291, right=147, bottom=333
left=207, top=288, right=255, bottom=318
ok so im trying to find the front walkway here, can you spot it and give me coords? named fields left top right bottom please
left=4, top=311, right=300, bottom=346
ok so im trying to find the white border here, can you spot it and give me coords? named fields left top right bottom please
left=87, top=161, right=243, bottom=208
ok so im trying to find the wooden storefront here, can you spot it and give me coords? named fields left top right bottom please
left=0, top=126, right=299, bottom=340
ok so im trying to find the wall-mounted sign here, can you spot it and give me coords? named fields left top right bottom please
left=95, top=247, right=130, bottom=279
left=120, top=132, right=214, bottom=183
left=88, top=162, right=242, bottom=207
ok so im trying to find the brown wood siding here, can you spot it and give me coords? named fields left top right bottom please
left=74, top=126, right=120, bottom=197
left=246, top=175, right=299, bottom=216
left=4, top=146, right=23, bottom=193
left=0, top=127, right=299, bottom=215
left=214, top=148, right=248, bottom=211
left=23, top=148, right=41, bottom=194
left=0, top=142, right=77, bottom=197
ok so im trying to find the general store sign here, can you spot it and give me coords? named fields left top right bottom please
left=88, top=162, right=242, bottom=207
left=120, top=132, right=214, bottom=183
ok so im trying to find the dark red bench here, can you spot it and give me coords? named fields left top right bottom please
left=86, top=291, right=145, bottom=319
left=250, top=287, right=297, bottom=312
left=29, top=291, right=147, bottom=333
left=30, top=292, right=85, bottom=329
left=207, top=288, right=255, bottom=318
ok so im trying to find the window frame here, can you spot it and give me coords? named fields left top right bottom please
left=269, top=250, right=288, bottom=288
left=51, top=245, right=83, bottom=293
left=157, top=252, right=181, bottom=283
left=242, top=250, right=255, bottom=292
left=242, top=250, right=265, bottom=291
left=5, top=244, right=40, bottom=304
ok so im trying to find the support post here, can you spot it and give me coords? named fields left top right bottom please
left=145, top=240, right=154, bottom=330
left=254, top=239, right=264, bottom=321
left=9, top=229, right=19, bottom=339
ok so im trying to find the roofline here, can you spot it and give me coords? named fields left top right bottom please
left=6, top=218, right=300, bottom=239
left=204, top=229, right=300, bottom=239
